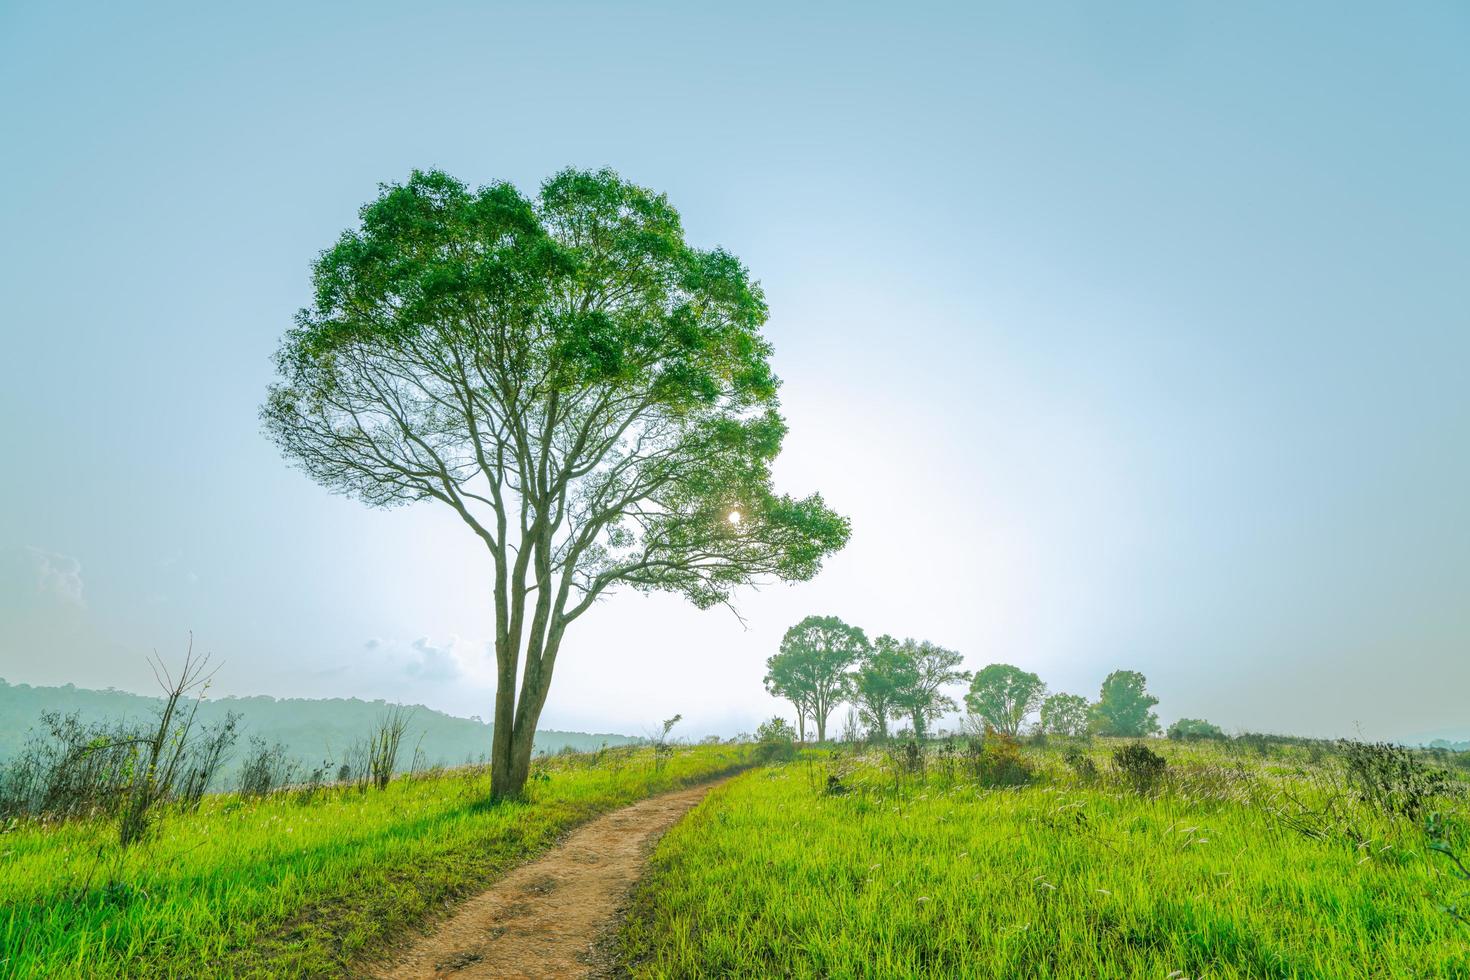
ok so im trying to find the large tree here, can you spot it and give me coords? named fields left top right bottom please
left=1089, top=670, right=1160, bottom=737
left=892, top=639, right=968, bottom=739
left=850, top=635, right=915, bottom=741
left=964, top=663, right=1046, bottom=736
left=764, top=615, right=868, bottom=742
left=263, top=169, right=849, bottom=798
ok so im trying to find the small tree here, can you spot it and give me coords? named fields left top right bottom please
left=764, top=615, right=868, bottom=742
left=1089, top=670, right=1160, bottom=737
left=851, top=636, right=915, bottom=741
left=367, top=706, right=414, bottom=790
left=238, top=738, right=298, bottom=797
left=650, top=713, right=682, bottom=771
left=893, top=639, right=969, bottom=740
left=755, top=716, right=797, bottom=742
left=753, top=715, right=797, bottom=763
left=118, top=641, right=220, bottom=846
left=1039, top=693, right=1090, bottom=737
left=964, top=664, right=1046, bottom=737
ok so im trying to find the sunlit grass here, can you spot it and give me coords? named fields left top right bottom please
left=0, top=743, right=749, bottom=977
left=618, top=739, right=1470, bottom=978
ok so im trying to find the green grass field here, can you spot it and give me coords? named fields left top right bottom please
left=0, top=743, right=749, bottom=978
left=616, top=738, right=1470, bottom=978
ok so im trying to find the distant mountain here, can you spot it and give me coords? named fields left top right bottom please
left=1428, top=738, right=1470, bottom=752
left=0, top=678, right=639, bottom=784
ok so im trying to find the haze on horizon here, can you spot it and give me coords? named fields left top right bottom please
left=1, top=2, right=1466, bottom=743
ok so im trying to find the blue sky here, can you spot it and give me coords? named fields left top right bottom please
left=1, top=1, right=1466, bottom=740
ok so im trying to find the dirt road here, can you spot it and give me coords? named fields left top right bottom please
left=374, top=777, right=731, bottom=979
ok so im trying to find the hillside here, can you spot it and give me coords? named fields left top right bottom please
left=0, top=678, right=638, bottom=784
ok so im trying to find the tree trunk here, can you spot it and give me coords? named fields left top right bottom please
left=488, top=650, right=520, bottom=799
left=491, top=684, right=548, bottom=799
left=507, top=716, right=537, bottom=791
left=815, top=710, right=826, bottom=743
left=797, top=712, right=806, bottom=742
left=489, top=605, right=566, bottom=800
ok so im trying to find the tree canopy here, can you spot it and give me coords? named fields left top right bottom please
left=964, top=663, right=1046, bottom=736
left=1089, top=670, right=1160, bottom=737
left=850, top=636, right=916, bottom=741
left=1038, top=692, right=1090, bottom=737
left=263, top=168, right=849, bottom=797
left=892, top=640, right=969, bottom=740
left=764, top=615, right=869, bottom=742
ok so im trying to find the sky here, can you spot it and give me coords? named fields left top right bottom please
left=1, top=1, right=1466, bottom=742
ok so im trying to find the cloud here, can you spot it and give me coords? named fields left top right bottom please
left=25, top=547, right=85, bottom=607
left=404, top=636, right=462, bottom=683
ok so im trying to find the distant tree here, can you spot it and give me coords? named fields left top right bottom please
left=755, top=716, right=797, bottom=743
left=851, top=636, right=916, bottom=741
left=651, top=713, right=683, bottom=747
left=1089, top=670, right=1160, bottom=737
left=892, top=640, right=969, bottom=740
left=1039, top=692, right=1090, bottom=737
left=764, top=615, right=869, bottom=742
left=262, top=168, right=850, bottom=799
left=650, top=713, right=683, bottom=771
left=964, top=664, right=1047, bottom=737
left=763, top=655, right=813, bottom=741
left=1167, top=717, right=1225, bottom=741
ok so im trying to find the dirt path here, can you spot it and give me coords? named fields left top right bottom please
left=374, top=777, right=732, bottom=979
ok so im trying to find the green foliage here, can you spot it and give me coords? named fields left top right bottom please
left=1167, top=717, right=1227, bottom=741
left=1339, top=739, right=1448, bottom=821
left=655, top=714, right=683, bottom=743
left=1063, top=745, right=1099, bottom=782
left=1089, top=669, right=1160, bottom=737
left=1427, top=811, right=1470, bottom=929
left=1038, top=692, right=1090, bottom=737
left=753, top=716, right=798, bottom=764
left=965, top=663, right=1046, bottom=736
left=754, top=716, right=797, bottom=744
left=850, top=637, right=916, bottom=742
left=892, top=640, right=969, bottom=740
left=236, top=738, right=297, bottom=797
left=888, top=740, right=926, bottom=777
left=970, top=731, right=1034, bottom=787
left=262, top=167, right=848, bottom=797
left=1111, top=742, right=1167, bottom=792
left=764, top=615, right=869, bottom=741
left=2, top=744, right=749, bottom=977
left=0, top=678, right=639, bottom=786
left=651, top=714, right=683, bottom=772
left=751, top=741, right=797, bottom=765
left=0, top=648, right=237, bottom=847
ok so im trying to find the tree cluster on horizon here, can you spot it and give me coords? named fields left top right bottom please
left=968, top=665, right=1162, bottom=739
left=765, top=617, right=1167, bottom=742
left=763, top=615, right=969, bottom=742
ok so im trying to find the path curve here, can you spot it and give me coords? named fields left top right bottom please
left=375, top=776, right=733, bottom=979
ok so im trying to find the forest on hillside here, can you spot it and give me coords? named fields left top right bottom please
left=0, top=678, right=638, bottom=784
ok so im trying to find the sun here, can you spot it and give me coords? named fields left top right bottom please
left=727, top=509, right=742, bottom=525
